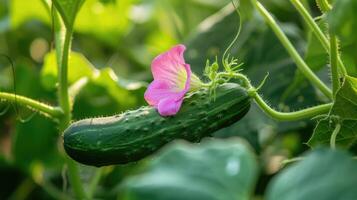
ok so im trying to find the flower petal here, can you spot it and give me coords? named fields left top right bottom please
left=144, top=44, right=193, bottom=116
left=151, top=44, right=187, bottom=86
left=144, top=79, right=186, bottom=107
left=157, top=97, right=183, bottom=116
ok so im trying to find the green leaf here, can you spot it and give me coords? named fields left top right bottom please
left=308, top=119, right=357, bottom=148
left=327, top=0, right=357, bottom=76
left=41, top=51, right=96, bottom=90
left=72, top=67, right=146, bottom=119
left=52, top=0, right=84, bottom=29
left=121, top=138, right=258, bottom=200
left=308, top=76, right=357, bottom=148
left=328, top=0, right=357, bottom=41
left=74, top=0, right=132, bottom=44
left=266, top=148, right=357, bottom=200
left=331, top=76, right=357, bottom=120
left=12, top=115, right=63, bottom=170
left=10, top=0, right=50, bottom=28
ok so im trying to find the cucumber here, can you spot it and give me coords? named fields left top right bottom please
left=63, top=83, right=251, bottom=166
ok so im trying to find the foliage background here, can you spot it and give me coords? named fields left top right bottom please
left=0, top=0, right=357, bottom=199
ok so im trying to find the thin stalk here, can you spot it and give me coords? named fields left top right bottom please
left=0, top=92, right=63, bottom=118
left=88, top=168, right=103, bottom=198
left=66, top=157, right=87, bottom=199
left=290, top=0, right=347, bottom=75
left=252, top=0, right=332, bottom=99
left=330, top=123, right=341, bottom=149
left=39, top=180, right=73, bottom=200
left=281, top=157, right=304, bottom=166
left=217, top=72, right=332, bottom=121
left=330, top=33, right=340, bottom=97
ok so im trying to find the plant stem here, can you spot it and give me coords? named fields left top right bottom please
left=252, top=0, right=332, bottom=99
left=217, top=72, right=332, bottom=121
left=329, top=33, right=340, bottom=97
left=53, top=8, right=87, bottom=199
left=58, top=29, right=72, bottom=129
left=330, top=123, right=341, bottom=149
left=38, top=179, right=73, bottom=200
left=88, top=168, right=103, bottom=198
left=0, top=92, right=63, bottom=118
left=315, top=0, right=331, bottom=13
left=253, top=95, right=332, bottom=121
left=281, top=157, right=304, bottom=166
left=290, top=0, right=347, bottom=76
left=65, top=157, right=87, bottom=199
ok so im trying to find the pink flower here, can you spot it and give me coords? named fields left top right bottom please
left=144, top=44, right=201, bottom=116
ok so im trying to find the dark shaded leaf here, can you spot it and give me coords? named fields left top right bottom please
left=121, top=138, right=258, bottom=200
left=267, top=148, right=357, bottom=200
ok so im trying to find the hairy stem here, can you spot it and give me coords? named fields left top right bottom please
left=329, top=33, right=340, bottom=97
left=0, top=92, right=63, bottom=118
left=58, top=29, right=72, bottom=129
left=316, top=0, right=331, bottom=13
left=253, top=95, right=332, bottom=121
left=217, top=72, right=332, bottom=121
left=252, top=0, right=332, bottom=99
left=290, top=0, right=347, bottom=76
left=53, top=8, right=87, bottom=199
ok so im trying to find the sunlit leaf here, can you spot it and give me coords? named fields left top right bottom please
left=10, top=0, right=50, bottom=28
left=75, top=0, right=132, bottom=44
left=72, top=67, right=146, bottom=119
left=91, top=68, right=144, bottom=108
left=121, top=138, right=258, bottom=200
left=41, top=51, right=97, bottom=90
left=266, top=148, right=357, bottom=200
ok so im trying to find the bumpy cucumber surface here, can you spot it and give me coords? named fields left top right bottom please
left=63, top=83, right=250, bottom=166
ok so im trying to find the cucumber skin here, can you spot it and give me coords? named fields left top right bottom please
left=63, top=83, right=251, bottom=166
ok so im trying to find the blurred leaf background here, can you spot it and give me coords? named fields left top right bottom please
left=1, top=0, right=357, bottom=199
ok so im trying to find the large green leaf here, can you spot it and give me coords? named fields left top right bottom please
left=52, top=0, right=84, bottom=29
left=308, top=76, right=357, bottom=148
left=266, top=148, right=357, bottom=200
left=120, top=138, right=258, bottom=200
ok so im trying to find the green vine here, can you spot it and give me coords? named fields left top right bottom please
left=0, top=92, right=63, bottom=118
left=252, top=0, right=332, bottom=99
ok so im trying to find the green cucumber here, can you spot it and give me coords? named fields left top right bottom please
left=63, top=83, right=251, bottom=166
